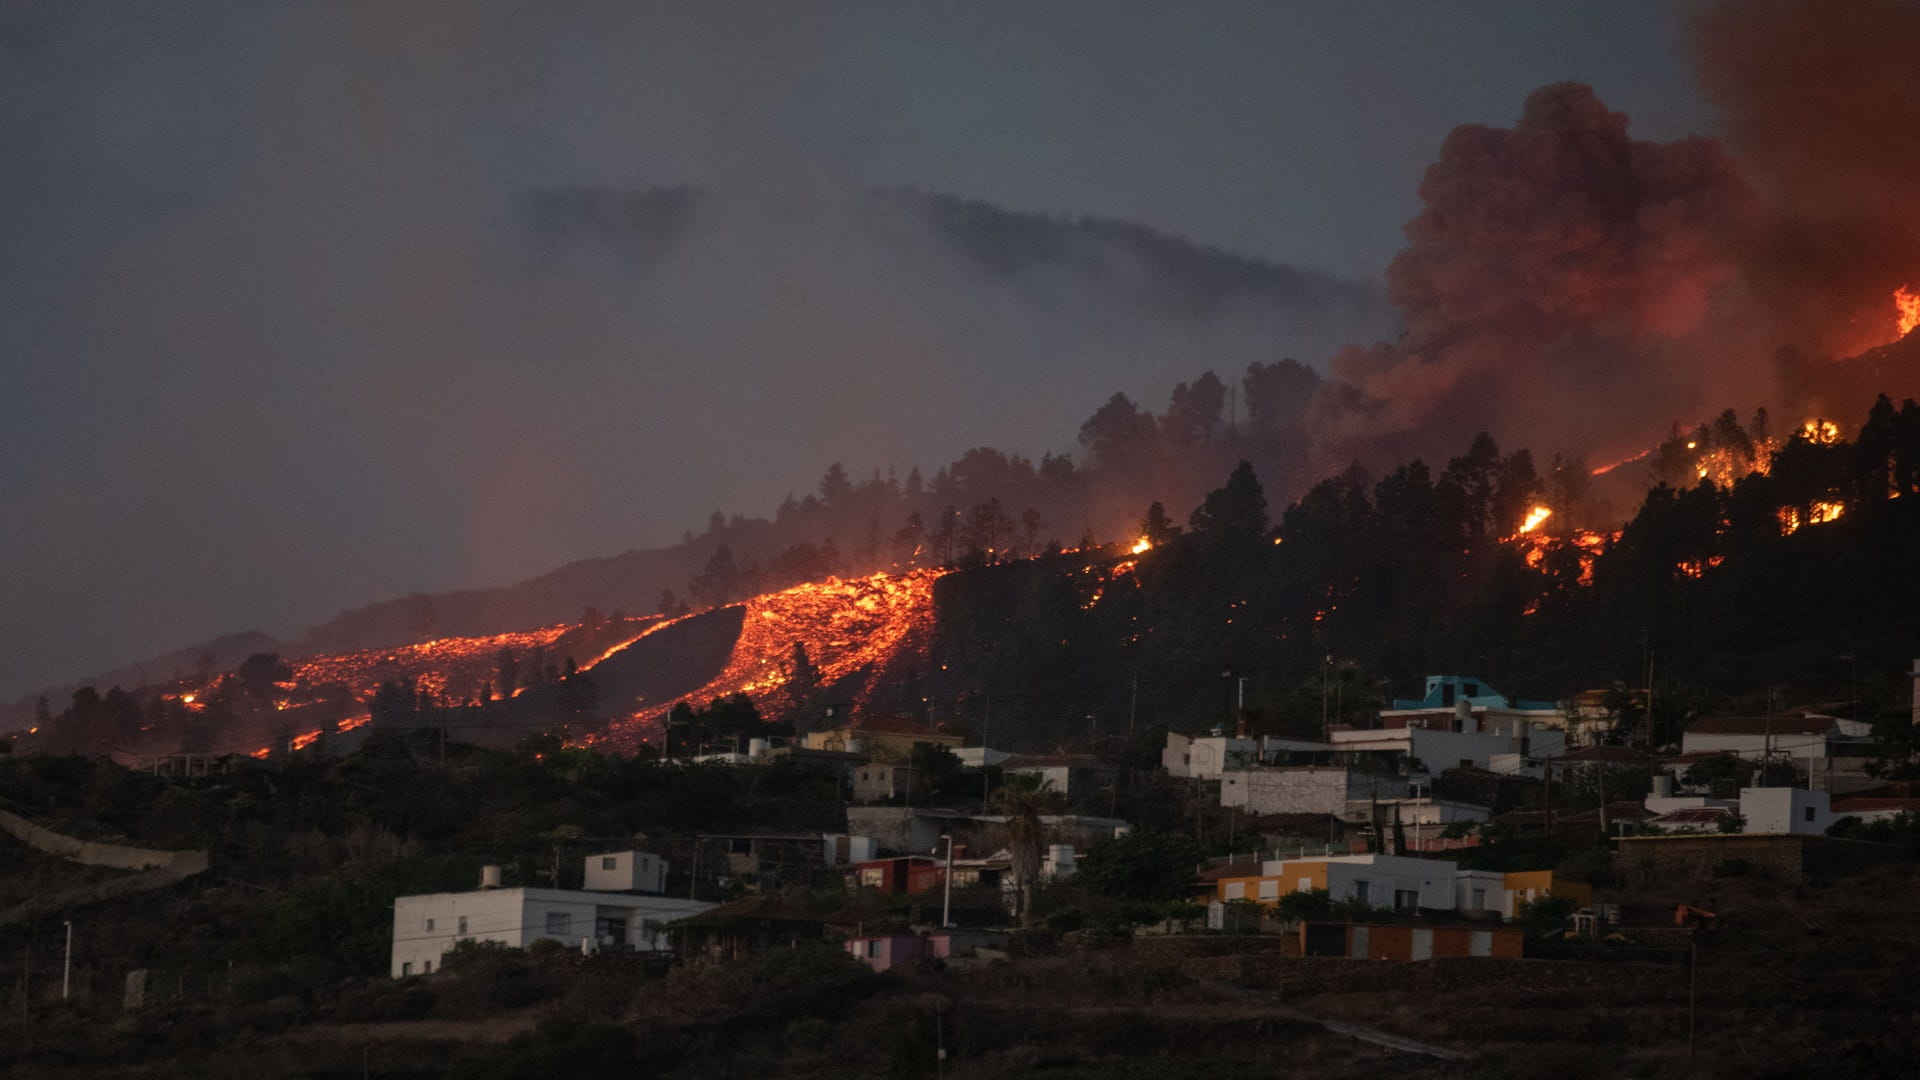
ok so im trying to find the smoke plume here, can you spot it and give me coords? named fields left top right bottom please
left=1691, top=0, right=1920, bottom=358
left=1308, top=82, right=1753, bottom=462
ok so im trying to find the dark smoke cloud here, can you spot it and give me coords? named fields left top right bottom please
left=1691, top=0, right=1920, bottom=358
left=1308, top=82, right=1753, bottom=462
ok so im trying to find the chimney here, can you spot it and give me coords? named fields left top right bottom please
left=1454, top=697, right=1475, bottom=734
left=480, top=865, right=502, bottom=890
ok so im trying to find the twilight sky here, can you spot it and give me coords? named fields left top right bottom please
left=0, top=2, right=1715, bottom=697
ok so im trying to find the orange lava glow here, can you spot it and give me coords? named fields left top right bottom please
left=1590, top=448, right=1652, bottom=477
left=290, top=624, right=579, bottom=703
left=1897, top=286, right=1920, bottom=338
left=603, top=569, right=946, bottom=744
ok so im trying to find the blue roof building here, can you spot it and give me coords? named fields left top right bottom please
left=1391, top=676, right=1557, bottom=713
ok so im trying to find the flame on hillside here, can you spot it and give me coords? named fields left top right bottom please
left=1517, top=505, right=1553, bottom=535
left=1897, top=286, right=1920, bottom=339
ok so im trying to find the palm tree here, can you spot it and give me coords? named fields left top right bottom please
left=990, top=772, right=1061, bottom=926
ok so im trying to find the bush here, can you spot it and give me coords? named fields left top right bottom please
left=1275, top=888, right=1332, bottom=922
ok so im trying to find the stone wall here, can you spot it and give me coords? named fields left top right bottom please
left=0, top=809, right=209, bottom=875
left=1615, top=833, right=1905, bottom=885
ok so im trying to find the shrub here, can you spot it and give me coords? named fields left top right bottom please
left=1276, top=888, right=1332, bottom=922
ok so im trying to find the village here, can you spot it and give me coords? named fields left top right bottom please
left=381, top=667, right=1920, bottom=985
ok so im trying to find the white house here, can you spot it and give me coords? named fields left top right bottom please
left=390, top=853, right=711, bottom=978
left=1329, top=725, right=1564, bottom=774
left=1739, top=787, right=1837, bottom=835
left=1163, top=733, right=1259, bottom=779
left=1681, top=715, right=1839, bottom=762
left=583, top=850, right=668, bottom=894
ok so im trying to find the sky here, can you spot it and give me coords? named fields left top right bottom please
left=0, top=2, right=1718, bottom=697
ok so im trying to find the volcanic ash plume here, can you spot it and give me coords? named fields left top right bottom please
left=1692, top=0, right=1920, bottom=358
left=1309, top=82, right=1754, bottom=460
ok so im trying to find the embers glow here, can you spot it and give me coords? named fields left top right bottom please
left=1799, top=419, right=1841, bottom=446
left=1778, top=500, right=1846, bottom=536
left=289, top=729, right=322, bottom=751
left=1517, top=505, right=1553, bottom=534
left=1897, top=286, right=1920, bottom=338
left=1590, top=448, right=1651, bottom=477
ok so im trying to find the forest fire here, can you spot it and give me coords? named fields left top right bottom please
left=1779, top=500, right=1846, bottom=536
left=1130, top=536, right=1152, bottom=555
left=1517, top=505, right=1553, bottom=534
left=1897, top=286, right=1920, bottom=338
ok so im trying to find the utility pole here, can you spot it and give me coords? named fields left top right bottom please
left=940, top=834, right=954, bottom=929
left=1321, top=656, right=1333, bottom=741
left=61, top=920, right=72, bottom=1001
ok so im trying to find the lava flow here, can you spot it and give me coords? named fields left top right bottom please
left=597, top=569, right=946, bottom=748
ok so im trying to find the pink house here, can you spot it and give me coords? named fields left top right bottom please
left=843, top=932, right=950, bottom=973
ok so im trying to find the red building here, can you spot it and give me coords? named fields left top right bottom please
left=853, top=855, right=946, bottom=895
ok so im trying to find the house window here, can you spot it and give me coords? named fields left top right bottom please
left=401, top=962, right=412, bottom=976
left=546, top=912, right=572, bottom=937
left=458, top=916, right=467, bottom=935
left=422, top=960, right=432, bottom=973
left=1353, top=879, right=1370, bottom=905
left=1804, top=806, right=1816, bottom=823
left=603, top=856, right=618, bottom=870
left=424, top=918, right=435, bottom=932
left=1394, top=889, right=1419, bottom=911
left=1471, top=888, right=1486, bottom=909
left=866, top=940, right=880, bottom=958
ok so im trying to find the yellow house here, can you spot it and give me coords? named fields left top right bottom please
left=1502, top=870, right=1591, bottom=910
left=803, top=715, right=964, bottom=764
left=1211, top=856, right=1592, bottom=919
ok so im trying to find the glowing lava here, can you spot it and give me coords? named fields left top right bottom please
left=601, top=569, right=946, bottom=747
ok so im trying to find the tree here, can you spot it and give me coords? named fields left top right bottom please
left=1189, top=460, right=1268, bottom=541
left=781, top=643, right=826, bottom=730
left=1077, top=830, right=1203, bottom=902
left=893, top=511, right=925, bottom=566
left=1078, top=392, right=1159, bottom=472
left=1162, top=372, right=1226, bottom=445
left=991, top=772, right=1062, bottom=926
left=1139, top=501, right=1181, bottom=546
left=690, top=544, right=744, bottom=607
left=818, top=462, right=854, bottom=507
left=1242, top=358, right=1320, bottom=434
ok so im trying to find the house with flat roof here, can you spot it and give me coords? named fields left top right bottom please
left=390, top=853, right=710, bottom=978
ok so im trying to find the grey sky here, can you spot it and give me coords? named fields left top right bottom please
left=0, top=2, right=1714, bottom=697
